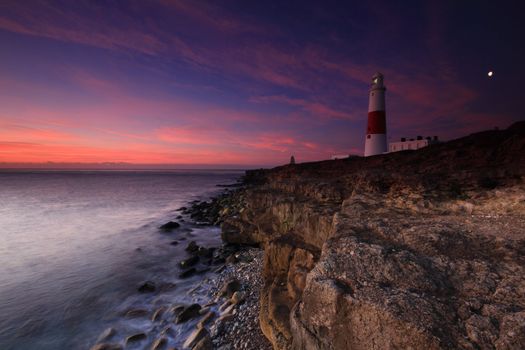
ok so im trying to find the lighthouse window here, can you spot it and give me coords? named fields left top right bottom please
left=367, top=135, right=371, bottom=139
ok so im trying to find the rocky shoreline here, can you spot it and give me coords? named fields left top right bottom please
left=178, top=187, right=271, bottom=350
left=92, top=122, right=525, bottom=350
left=89, top=181, right=269, bottom=350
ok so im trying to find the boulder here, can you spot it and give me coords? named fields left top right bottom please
left=150, top=337, right=167, bottom=350
left=151, top=306, right=166, bottom=322
left=158, top=282, right=177, bottom=292
left=183, top=327, right=209, bottom=349
left=178, top=268, right=197, bottom=278
left=219, top=279, right=241, bottom=298
left=96, top=328, right=116, bottom=342
left=137, top=281, right=156, bottom=293
left=125, top=332, right=147, bottom=344
left=197, top=311, right=215, bottom=328
left=179, top=255, right=199, bottom=268
left=193, top=334, right=213, bottom=350
left=124, top=308, right=149, bottom=318
left=231, top=291, right=245, bottom=305
left=159, top=221, right=180, bottom=231
left=185, top=241, right=199, bottom=253
left=175, top=304, right=202, bottom=323
left=197, top=247, right=214, bottom=258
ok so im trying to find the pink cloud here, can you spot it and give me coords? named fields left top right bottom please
left=251, top=95, right=357, bottom=120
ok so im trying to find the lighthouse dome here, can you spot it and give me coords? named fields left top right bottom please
left=371, top=72, right=384, bottom=87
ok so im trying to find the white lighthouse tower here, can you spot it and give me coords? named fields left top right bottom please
left=364, top=72, right=387, bottom=157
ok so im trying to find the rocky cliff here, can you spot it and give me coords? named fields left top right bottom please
left=220, top=122, right=525, bottom=350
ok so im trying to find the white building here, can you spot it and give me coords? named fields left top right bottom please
left=389, top=136, right=439, bottom=153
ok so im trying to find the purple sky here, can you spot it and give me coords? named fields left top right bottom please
left=0, top=0, right=523, bottom=167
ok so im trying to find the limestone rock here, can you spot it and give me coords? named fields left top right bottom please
left=183, top=327, right=209, bottom=349
left=219, top=279, right=241, bottom=298
left=218, top=123, right=525, bottom=350
left=197, top=311, right=215, bottom=328
left=96, top=327, right=116, bottom=343
left=150, top=337, right=167, bottom=350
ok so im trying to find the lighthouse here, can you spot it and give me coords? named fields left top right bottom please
left=364, top=72, right=387, bottom=157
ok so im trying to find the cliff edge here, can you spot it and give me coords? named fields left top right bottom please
left=221, top=122, right=525, bottom=350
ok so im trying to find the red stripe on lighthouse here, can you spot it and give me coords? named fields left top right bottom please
left=367, top=111, right=386, bottom=134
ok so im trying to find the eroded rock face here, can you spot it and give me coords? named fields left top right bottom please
left=219, top=122, right=525, bottom=349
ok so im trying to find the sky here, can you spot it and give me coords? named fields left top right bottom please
left=0, top=0, right=523, bottom=168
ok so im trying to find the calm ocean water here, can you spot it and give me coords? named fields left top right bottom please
left=0, top=170, right=242, bottom=350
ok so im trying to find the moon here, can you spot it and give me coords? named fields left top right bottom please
left=488, top=71, right=494, bottom=77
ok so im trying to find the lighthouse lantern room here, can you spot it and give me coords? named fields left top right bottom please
left=364, top=72, right=387, bottom=157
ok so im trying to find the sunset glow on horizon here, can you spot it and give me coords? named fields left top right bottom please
left=1, top=1, right=523, bottom=167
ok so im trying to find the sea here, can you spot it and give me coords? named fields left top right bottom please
left=0, top=170, right=243, bottom=350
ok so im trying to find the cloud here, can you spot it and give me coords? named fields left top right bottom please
left=0, top=7, right=165, bottom=56
left=251, top=95, right=357, bottom=120
left=0, top=1, right=516, bottom=164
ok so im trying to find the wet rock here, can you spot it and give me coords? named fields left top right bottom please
left=213, top=257, right=226, bottom=265
left=179, top=268, right=197, bottom=279
left=89, top=343, right=123, bottom=350
left=231, top=291, right=245, bottom=305
left=198, top=311, right=215, bottom=328
left=151, top=306, right=167, bottom=322
left=199, top=306, right=211, bottom=315
left=169, top=240, right=179, bottom=245
left=220, top=304, right=235, bottom=317
left=158, top=282, right=177, bottom=292
left=160, top=326, right=175, bottom=337
left=183, top=327, right=210, bottom=349
left=159, top=221, right=180, bottom=231
left=175, top=303, right=202, bottom=323
left=125, top=332, right=147, bottom=344
left=124, top=308, right=149, bottom=318
left=217, top=313, right=235, bottom=323
left=197, top=247, right=214, bottom=258
left=96, top=327, right=116, bottom=342
left=150, top=337, right=167, bottom=350
left=193, top=334, right=213, bottom=350
left=225, top=254, right=238, bottom=264
left=138, top=281, right=156, bottom=293
left=177, top=206, right=187, bottom=212
left=186, top=241, right=199, bottom=253
left=196, top=267, right=211, bottom=275
left=179, top=255, right=199, bottom=268
left=171, top=305, right=185, bottom=315
left=218, top=300, right=231, bottom=312
left=219, top=279, right=241, bottom=298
